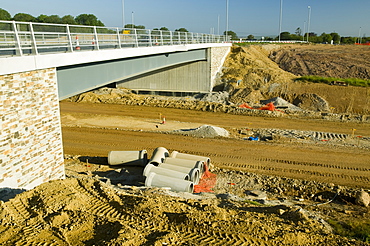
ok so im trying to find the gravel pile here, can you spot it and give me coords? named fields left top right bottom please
left=197, top=91, right=230, bottom=104
left=174, top=125, right=229, bottom=138
left=260, top=97, right=303, bottom=111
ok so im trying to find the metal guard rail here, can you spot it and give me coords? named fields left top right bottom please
left=0, top=20, right=228, bottom=57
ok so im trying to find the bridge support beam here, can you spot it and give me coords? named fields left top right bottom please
left=0, top=68, right=65, bottom=190
left=116, top=46, right=230, bottom=93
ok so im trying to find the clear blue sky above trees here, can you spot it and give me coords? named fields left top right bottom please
left=1, top=0, right=369, bottom=37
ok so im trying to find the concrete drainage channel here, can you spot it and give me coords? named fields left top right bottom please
left=108, top=147, right=210, bottom=193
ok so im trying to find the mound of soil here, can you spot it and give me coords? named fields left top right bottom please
left=1, top=158, right=368, bottom=245
left=221, top=45, right=370, bottom=115
left=174, top=125, right=230, bottom=138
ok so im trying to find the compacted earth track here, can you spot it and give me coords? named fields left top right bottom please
left=61, top=102, right=370, bottom=189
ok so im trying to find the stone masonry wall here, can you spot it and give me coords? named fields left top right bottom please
left=210, top=46, right=231, bottom=89
left=0, top=68, right=65, bottom=190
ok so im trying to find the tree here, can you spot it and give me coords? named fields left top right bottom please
left=341, top=36, right=356, bottom=44
left=247, top=34, right=255, bottom=40
left=37, top=14, right=62, bottom=24
left=13, top=13, right=36, bottom=22
left=295, top=27, right=302, bottom=36
left=62, top=15, right=77, bottom=25
left=75, top=14, right=104, bottom=26
left=320, top=33, right=332, bottom=43
left=37, top=14, right=48, bottom=23
left=290, top=34, right=302, bottom=41
left=279, top=31, right=291, bottom=40
left=0, top=8, right=11, bottom=20
left=330, top=32, right=340, bottom=44
left=306, top=32, right=317, bottom=42
left=124, top=23, right=135, bottom=29
left=175, top=28, right=189, bottom=32
left=160, top=27, right=169, bottom=31
left=224, top=30, right=238, bottom=40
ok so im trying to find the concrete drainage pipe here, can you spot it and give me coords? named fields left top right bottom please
left=143, top=164, right=190, bottom=181
left=164, top=157, right=205, bottom=174
left=158, top=163, right=200, bottom=184
left=145, top=172, right=194, bottom=193
left=148, top=147, right=169, bottom=166
left=170, top=151, right=210, bottom=167
left=108, top=150, right=148, bottom=166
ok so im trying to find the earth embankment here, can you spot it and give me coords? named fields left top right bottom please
left=220, top=45, right=370, bottom=115
left=269, top=45, right=370, bottom=79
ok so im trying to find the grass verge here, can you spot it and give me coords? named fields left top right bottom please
left=328, top=219, right=370, bottom=242
left=296, top=76, right=370, bottom=87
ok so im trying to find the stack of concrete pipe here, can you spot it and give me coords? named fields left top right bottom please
left=143, top=147, right=211, bottom=193
left=106, top=147, right=211, bottom=193
left=108, top=150, right=148, bottom=166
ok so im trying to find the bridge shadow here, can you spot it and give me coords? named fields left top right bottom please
left=0, top=188, right=27, bottom=202
left=78, top=156, right=145, bottom=187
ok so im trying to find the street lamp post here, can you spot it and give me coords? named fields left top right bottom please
left=279, top=0, right=283, bottom=42
left=226, top=0, right=229, bottom=40
left=218, top=15, right=220, bottom=36
left=122, top=0, right=125, bottom=28
left=307, top=6, right=311, bottom=42
left=358, top=27, right=362, bottom=44
left=131, top=11, right=134, bottom=27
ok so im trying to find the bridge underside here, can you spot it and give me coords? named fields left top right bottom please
left=116, top=60, right=210, bottom=93
left=57, top=49, right=210, bottom=100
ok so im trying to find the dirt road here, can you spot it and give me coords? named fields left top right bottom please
left=61, top=102, right=370, bottom=189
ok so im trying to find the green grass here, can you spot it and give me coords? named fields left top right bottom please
left=328, top=219, right=370, bottom=242
left=243, top=200, right=264, bottom=206
left=296, top=76, right=370, bottom=87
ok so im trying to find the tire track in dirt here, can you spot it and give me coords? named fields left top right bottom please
left=73, top=179, right=271, bottom=245
left=176, top=226, right=267, bottom=245
left=4, top=198, right=65, bottom=246
left=218, top=162, right=370, bottom=183
left=61, top=102, right=370, bottom=188
left=73, top=180, right=131, bottom=221
left=208, top=152, right=370, bottom=172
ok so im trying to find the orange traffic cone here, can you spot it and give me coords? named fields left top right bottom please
left=75, top=36, right=80, bottom=50
left=161, top=116, right=166, bottom=124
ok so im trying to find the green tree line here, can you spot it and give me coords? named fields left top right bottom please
left=0, top=8, right=105, bottom=26
left=237, top=27, right=369, bottom=44
left=275, top=29, right=370, bottom=44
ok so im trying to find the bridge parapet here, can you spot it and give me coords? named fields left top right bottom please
left=0, top=20, right=228, bottom=57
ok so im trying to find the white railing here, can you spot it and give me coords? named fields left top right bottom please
left=0, top=20, right=228, bottom=56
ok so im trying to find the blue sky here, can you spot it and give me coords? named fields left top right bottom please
left=1, top=0, right=369, bottom=37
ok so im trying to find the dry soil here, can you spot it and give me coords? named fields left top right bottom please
left=1, top=44, right=370, bottom=246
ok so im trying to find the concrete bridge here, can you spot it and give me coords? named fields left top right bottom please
left=0, top=21, right=231, bottom=189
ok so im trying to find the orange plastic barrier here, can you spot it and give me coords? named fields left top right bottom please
left=238, top=103, right=253, bottom=109
left=239, top=102, right=283, bottom=112
left=258, top=102, right=276, bottom=111
left=193, top=164, right=216, bottom=193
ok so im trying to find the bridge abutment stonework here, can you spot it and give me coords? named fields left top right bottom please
left=0, top=68, right=65, bottom=189
left=210, top=46, right=231, bottom=89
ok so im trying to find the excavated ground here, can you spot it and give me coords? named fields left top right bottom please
left=1, top=44, right=370, bottom=245
left=269, top=44, right=370, bottom=79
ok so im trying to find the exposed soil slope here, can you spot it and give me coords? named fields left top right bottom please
left=221, top=45, right=370, bottom=114
left=1, top=176, right=364, bottom=246
left=269, top=44, right=370, bottom=79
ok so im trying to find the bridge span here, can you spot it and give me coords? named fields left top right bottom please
left=0, top=21, right=231, bottom=189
